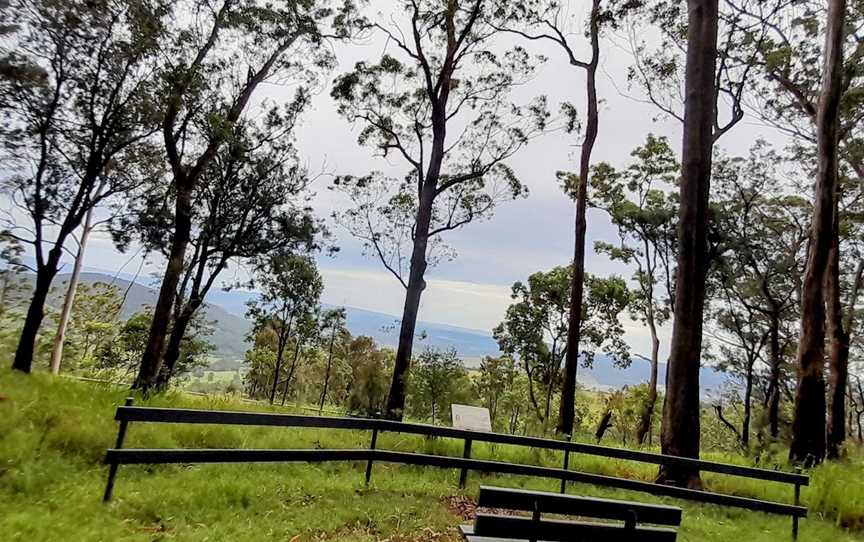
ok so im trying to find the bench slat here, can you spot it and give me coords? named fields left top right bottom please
left=477, top=486, right=682, bottom=526
left=460, top=524, right=515, bottom=542
left=372, top=450, right=808, bottom=518
left=473, top=514, right=678, bottom=542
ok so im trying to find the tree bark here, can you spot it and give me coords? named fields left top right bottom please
left=269, top=315, right=293, bottom=404
left=49, top=207, right=95, bottom=375
left=133, top=184, right=194, bottom=390
left=319, top=326, right=337, bottom=414
left=790, top=0, right=845, bottom=466
left=657, top=0, right=718, bottom=489
left=636, top=322, right=661, bottom=445
left=827, top=255, right=862, bottom=458
left=767, top=313, right=782, bottom=438
left=12, top=245, right=63, bottom=373
left=154, top=300, right=201, bottom=390
left=742, top=357, right=754, bottom=448
left=385, top=185, right=433, bottom=419
left=282, top=337, right=304, bottom=406
left=714, top=404, right=743, bottom=445
left=558, top=0, right=601, bottom=436
left=595, top=407, right=613, bottom=443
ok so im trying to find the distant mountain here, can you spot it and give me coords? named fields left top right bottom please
left=36, top=273, right=496, bottom=366
left=12, top=269, right=730, bottom=393
left=18, top=272, right=252, bottom=363
left=332, top=304, right=500, bottom=358
left=576, top=355, right=728, bottom=396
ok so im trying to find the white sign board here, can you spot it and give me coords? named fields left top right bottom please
left=451, top=404, right=492, bottom=432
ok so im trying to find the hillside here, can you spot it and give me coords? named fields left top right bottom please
left=11, top=271, right=730, bottom=392
left=1, top=371, right=862, bottom=542
left=43, top=272, right=501, bottom=366
left=19, top=272, right=252, bottom=364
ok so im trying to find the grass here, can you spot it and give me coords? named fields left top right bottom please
left=2, top=369, right=863, bottom=541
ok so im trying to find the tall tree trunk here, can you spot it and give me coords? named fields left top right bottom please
left=12, top=246, right=63, bottom=373
left=558, top=0, right=600, bottom=436
left=595, top=407, right=613, bottom=443
left=385, top=180, right=436, bottom=419
left=742, top=358, right=754, bottom=448
left=155, top=302, right=198, bottom=390
left=282, top=338, right=303, bottom=406
left=134, top=185, right=194, bottom=391
left=637, top=323, right=661, bottom=445
left=269, top=321, right=292, bottom=404
left=827, top=256, right=862, bottom=458
left=768, top=314, right=782, bottom=438
left=658, top=0, right=718, bottom=489
left=790, top=0, right=845, bottom=466
left=825, top=224, right=845, bottom=459
left=49, top=207, right=95, bottom=375
left=319, top=327, right=337, bottom=414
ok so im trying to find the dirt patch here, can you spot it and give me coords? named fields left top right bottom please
left=444, top=495, right=520, bottom=522
left=445, top=495, right=477, bottom=521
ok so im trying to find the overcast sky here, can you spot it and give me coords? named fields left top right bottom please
left=22, top=4, right=794, bottom=360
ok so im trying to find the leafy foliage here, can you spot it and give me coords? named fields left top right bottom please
left=406, top=348, right=473, bottom=425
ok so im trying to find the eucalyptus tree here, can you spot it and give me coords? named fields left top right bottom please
left=490, top=0, right=641, bottom=436
left=590, top=134, right=678, bottom=445
left=724, top=0, right=864, bottom=460
left=627, top=0, right=770, bottom=143
left=278, top=308, right=319, bottom=405
left=616, top=0, right=767, bottom=479
left=407, top=348, right=472, bottom=425
left=331, top=0, right=549, bottom=419
left=318, top=307, right=348, bottom=413
left=0, top=232, right=25, bottom=318
left=494, top=266, right=630, bottom=431
left=709, top=144, right=809, bottom=441
left=121, top=99, right=322, bottom=391
left=134, top=0, right=355, bottom=392
left=1, top=0, right=165, bottom=373
left=653, top=0, right=721, bottom=488
left=784, top=0, right=847, bottom=466
left=474, top=355, right=519, bottom=431
left=48, top=206, right=96, bottom=376
left=851, top=373, right=864, bottom=442
left=246, top=252, right=323, bottom=405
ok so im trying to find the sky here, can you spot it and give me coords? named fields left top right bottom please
left=7, top=3, right=794, bottom=360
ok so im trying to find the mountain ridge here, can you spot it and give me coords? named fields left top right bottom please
left=10, top=270, right=728, bottom=393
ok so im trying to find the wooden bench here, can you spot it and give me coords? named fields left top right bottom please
left=460, top=486, right=682, bottom=542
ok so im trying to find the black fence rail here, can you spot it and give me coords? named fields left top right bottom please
left=102, top=399, right=809, bottom=538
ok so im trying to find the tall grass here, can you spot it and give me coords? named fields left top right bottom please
left=2, top=369, right=863, bottom=541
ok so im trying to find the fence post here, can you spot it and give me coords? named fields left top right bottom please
left=792, top=466, right=802, bottom=540
left=364, top=427, right=378, bottom=486
left=624, top=509, right=637, bottom=531
left=560, top=433, right=572, bottom=494
left=529, top=499, right=541, bottom=542
left=459, top=438, right=473, bottom=489
left=103, top=396, right=134, bottom=503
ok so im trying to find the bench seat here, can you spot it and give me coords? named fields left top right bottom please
left=460, top=486, right=682, bottom=542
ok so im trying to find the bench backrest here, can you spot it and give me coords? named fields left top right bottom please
left=472, top=486, right=681, bottom=542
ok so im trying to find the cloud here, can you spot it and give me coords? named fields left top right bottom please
left=319, top=264, right=672, bottom=360
left=319, top=266, right=512, bottom=332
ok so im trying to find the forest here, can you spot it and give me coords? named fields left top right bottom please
left=1, top=0, right=863, bottom=530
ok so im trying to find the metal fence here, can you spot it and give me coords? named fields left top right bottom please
left=103, top=400, right=809, bottom=538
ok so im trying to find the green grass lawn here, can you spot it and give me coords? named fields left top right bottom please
left=2, top=369, right=863, bottom=541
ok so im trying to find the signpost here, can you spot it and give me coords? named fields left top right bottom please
left=451, top=404, right=492, bottom=432
left=451, top=404, right=491, bottom=489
